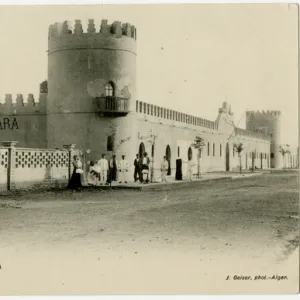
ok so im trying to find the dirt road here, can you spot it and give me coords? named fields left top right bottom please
left=0, top=171, right=298, bottom=294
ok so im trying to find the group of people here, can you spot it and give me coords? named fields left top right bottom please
left=88, top=154, right=130, bottom=186
left=67, top=151, right=196, bottom=190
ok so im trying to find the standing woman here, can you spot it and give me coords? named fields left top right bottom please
left=67, top=155, right=83, bottom=190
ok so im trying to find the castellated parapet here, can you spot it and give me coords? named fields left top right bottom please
left=48, top=19, right=137, bottom=55
left=0, top=94, right=46, bottom=115
left=246, top=110, right=281, bottom=117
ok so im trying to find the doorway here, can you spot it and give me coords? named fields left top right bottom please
left=226, top=143, right=230, bottom=171
left=166, top=145, right=171, bottom=175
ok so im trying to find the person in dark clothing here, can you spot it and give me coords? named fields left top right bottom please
left=67, top=155, right=83, bottom=190
left=175, top=158, right=183, bottom=180
left=109, top=155, right=118, bottom=182
left=134, top=154, right=140, bottom=182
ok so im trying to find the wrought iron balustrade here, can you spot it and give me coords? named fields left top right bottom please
left=95, top=96, right=129, bottom=116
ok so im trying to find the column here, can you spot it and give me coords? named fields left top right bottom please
left=2, top=141, right=18, bottom=191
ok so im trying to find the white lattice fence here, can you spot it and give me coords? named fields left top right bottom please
left=12, top=148, right=69, bottom=189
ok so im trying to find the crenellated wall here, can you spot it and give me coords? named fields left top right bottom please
left=0, top=93, right=47, bottom=148
left=0, top=93, right=46, bottom=115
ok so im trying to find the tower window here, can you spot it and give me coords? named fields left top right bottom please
left=107, top=136, right=114, bottom=152
left=139, top=102, right=142, bottom=113
left=105, top=82, right=114, bottom=97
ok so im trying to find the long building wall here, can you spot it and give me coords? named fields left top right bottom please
left=134, top=103, right=272, bottom=180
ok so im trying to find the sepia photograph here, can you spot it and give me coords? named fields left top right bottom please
left=0, top=3, right=298, bottom=295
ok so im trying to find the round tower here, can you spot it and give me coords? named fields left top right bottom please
left=246, top=110, right=282, bottom=168
left=47, top=19, right=137, bottom=170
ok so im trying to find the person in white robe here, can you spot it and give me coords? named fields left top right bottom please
left=118, top=155, right=129, bottom=184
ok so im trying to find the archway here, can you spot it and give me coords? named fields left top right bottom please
left=139, top=142, right=145, bottom=158
left=225, top=143, right=230, bottom=171
left=166, top=145, right=171, bottom=175
left=188, top=147, right=193, bottom=160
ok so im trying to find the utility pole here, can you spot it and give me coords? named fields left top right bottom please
left=149, top=129, right=158, bottom=183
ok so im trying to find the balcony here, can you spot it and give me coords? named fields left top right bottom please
left=95, top=96, right=129, bottom=116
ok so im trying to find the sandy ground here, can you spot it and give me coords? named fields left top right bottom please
left=0, top=171, right=299, bottom=295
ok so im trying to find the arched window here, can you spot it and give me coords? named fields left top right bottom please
left=207, top=142, right=210, bottom=156
left=213, top=143, right=215, bottom=156
left=107, top=136, right=114, bottom=152
left=188, top=147, right=193, bottom=160
left=105, top=82, right=115, bottom=97
left=177, top=146, right=180, bottom=157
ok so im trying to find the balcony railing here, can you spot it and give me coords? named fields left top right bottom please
left=95, top=96, right=129, bottom=116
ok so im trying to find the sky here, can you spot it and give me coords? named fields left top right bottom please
left=0, top=4, right=298, bottom=146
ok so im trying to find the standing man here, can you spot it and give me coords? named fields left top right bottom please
left=118, top=155, right=129, bottom=184
left=161, top=156, right=169, bottom=183
left=99, top=154, right=109, bottom=185
left=133, top=154, right=140, bottom=182
left=141, top=152, right=150, bottom=184
left=109, top=155, right=118, bottom=182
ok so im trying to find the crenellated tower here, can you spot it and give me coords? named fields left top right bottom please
left=47, top=19, right=137, bottom=164
left=246, top=110, right=282, bottom=168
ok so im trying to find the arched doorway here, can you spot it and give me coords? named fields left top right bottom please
left=260, top=153, right=263, bottom=169
left=225, top=143, right=230, bottom=171
left=139, top=142, right=145, bottom=158
left=166, top=145, right=171, bottom=175
left=188, top=147, right=193, bottom=160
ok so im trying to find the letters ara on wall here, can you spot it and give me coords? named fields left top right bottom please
left=0, top=117, right=19, bottom=130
